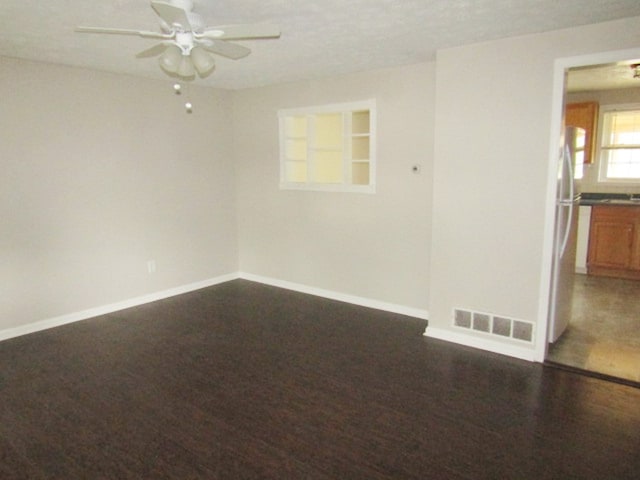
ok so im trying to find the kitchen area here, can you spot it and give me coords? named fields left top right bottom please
left=546, top=62, right=640, bottom=384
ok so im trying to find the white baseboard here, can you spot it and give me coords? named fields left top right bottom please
left=243, top=274, right=537, bottom=363
left=7, top=272, right=536, bottom=364
left=239, top=272, right=429, bottom=320
left=0, top=273, right=239, bottom=342
left=424, top=326, right=536, bottom=362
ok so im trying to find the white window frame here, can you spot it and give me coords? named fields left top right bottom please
left=278, top=99, right=376, bottom=193
left=597, top=102, right=640, bottom=184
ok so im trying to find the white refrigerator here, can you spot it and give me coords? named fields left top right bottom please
left=548, top=126, right=583, bottom=343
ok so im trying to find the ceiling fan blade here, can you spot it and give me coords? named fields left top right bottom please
left=75, top=26, right=169, bottom=39
left=151, top=0, right=191, bottom=30
left=199, top=24, right=280, bottom=40
left=136, top=43, right=170, bottom=58
left=200, top=40, right=251, bottom=60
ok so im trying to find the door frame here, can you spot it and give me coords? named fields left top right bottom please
left=534, top=47, right=640, bottom=363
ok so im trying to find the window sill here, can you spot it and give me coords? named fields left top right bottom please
left=279, top=182, right=376, bottom=194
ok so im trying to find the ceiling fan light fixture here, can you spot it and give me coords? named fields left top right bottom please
left=177, top=55, right=196, bottom=77
left=172, top=0, right=194, bottom=12
left=159, top=45, right=182, bottom=73
left=190, top=47, right=216, bottom=76
left=76, top=1, right=280, bottom=80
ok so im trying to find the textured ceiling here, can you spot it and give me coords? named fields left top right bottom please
left=2, top=0, right=640, bottom=90
left=568, top=61, right=640, bottom=92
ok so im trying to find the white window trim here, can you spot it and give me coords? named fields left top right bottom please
left=597, top=102, right=640, bottom=184
left=278, top=99, right=376, bottom=194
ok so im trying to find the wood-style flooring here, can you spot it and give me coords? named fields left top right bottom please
left=1, top=280, right=639, bottom=479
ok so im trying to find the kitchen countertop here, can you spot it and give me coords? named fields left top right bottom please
left=580, top=192, right=640, bottom=206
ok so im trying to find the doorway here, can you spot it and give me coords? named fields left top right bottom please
left=543, top=49, right=640, bottom=384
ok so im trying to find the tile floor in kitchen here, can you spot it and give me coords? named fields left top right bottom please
left=547, top=274, right=640, bottom=384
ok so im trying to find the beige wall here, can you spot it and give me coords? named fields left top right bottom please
left=1, top=58, right=238, bottom=330
left=5, top=15, right=640, bottom=355
left=233, top=63, right=435, bottom=310
left=428, top=16, right=640, bottom=354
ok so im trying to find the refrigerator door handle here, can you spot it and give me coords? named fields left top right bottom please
left=558, top=145, right=575, bottom=258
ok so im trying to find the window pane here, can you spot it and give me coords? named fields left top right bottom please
left=314, top=151, right=343, bottom=183
left=286, top=139, right=307, bottom=160
left=285, top=161, right=307, bottom=182
left=603, top=148, right=640, bottom=178
left=603, top=111, right=640, bottom=146
left=286, top=116, right=307, bottom=138
left=574, top=150, right=584, bottom=179
left=315, top=114, right=343, bottom=149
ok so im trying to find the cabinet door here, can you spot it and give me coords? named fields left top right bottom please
left=588, top=220, right=634, bottom=269
left=565, top=102, right=598, bottom=164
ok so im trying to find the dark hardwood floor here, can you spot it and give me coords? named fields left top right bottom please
left=1, top=280, right=639, bottom=479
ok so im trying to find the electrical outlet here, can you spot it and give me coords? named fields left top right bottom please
left=147, top=260, right=156, bottom=274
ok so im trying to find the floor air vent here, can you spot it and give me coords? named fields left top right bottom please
left=454, top=309, right=533, bottom=343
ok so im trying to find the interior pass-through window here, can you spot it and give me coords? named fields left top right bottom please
left=278, top=99, right=376, bottom=193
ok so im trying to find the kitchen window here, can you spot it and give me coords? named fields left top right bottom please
left=278, top=100, right=376, bottom=193
left=598, top=104, right=640, bottom=182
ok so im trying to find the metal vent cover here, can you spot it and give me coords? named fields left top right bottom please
left=453, top=308, right=534, bottom=343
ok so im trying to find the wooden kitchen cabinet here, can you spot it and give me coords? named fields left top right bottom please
left=587, top=205, right=640, bottom=280
left=565, top=101, right=598, bottom=164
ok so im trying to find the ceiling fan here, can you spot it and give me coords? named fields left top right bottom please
left=76, top=0, right=280, bottom=79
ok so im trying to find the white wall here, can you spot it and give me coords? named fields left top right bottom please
left=428, top=16, right=640, bottom=356
left=233, top=63, right=435, bottom=311
left=1, top=58, right=238, bottom=330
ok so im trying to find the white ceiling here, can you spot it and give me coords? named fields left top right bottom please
left=568, top=61, right=640, bottom=92
left=2, top=0, right=640, bottom=90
